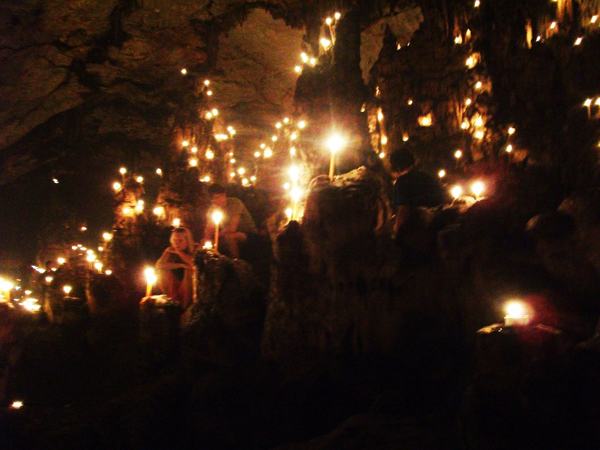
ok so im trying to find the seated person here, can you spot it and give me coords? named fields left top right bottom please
left=203, top=183, right=257, bottom=259
left=155, top=227, right=195, bottom=309
left=390, top=148, right=445, bottom=261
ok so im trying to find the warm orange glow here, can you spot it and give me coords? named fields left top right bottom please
left=418, top=114, right=433, bottom=127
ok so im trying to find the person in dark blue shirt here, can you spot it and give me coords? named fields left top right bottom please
left=390, top=148, right=444, bottom=238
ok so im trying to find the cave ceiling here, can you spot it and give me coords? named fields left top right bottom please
left=0, top=0, right=419, bottom=185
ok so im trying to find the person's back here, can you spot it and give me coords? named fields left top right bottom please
left=394, top=168, right=444, bottom=209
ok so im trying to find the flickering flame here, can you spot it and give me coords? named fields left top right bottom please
left=334, top=12, right=341, bottom=20
left=113, top=182, right=122, bottom=191
left=461, top=120, right=470, bottom=130
left=454, top=36, right=462, bottom=44
left=156, top=168, right=162, bottom=175
left=300, top=52, right=309, bottom=63
left=471, top=181, right=485, bottom=198
left=144, top=267, right=157, bottom=285
left=326, top=17, right=332, bottom=25
left=290, top=147, right=297, bottom=156
left=230, top=172, right=236, bottom=178
left=438, top=170, right=446, bottom=178
left=86, top=254, right=96, bottom=263
left=250, top=176, right=256, bottom=182
left=94, top=262, right=102, bottom=272
left=237, top=167, right=246, bottom=175
left=45, top=276, right=53, bottom=283
left=153, top=206, right=164, bottom=216
left=207, top=90, right=213, bottom=96
left=191, top=146, right=198, bottom=153
left=119, top=167, right=127, bottom=175
left=418, top=114, right=433, bottom=127
left=506, top=144, right=513, bottom=153
left=203, top=241, right=213, bottom=249
left=206, top=150, right=214, bottom=159
left=381, top=136, right=388, bottom=145
left=451, top=185, right=463, bottom=199
left=211, top=108, right=219, bottom=116
left=103, top=232, right=113, bottom=241
left=474, top=0, right=480, bottom=7
left=475, top=116, right=484, bottom=127
left=584, top=98, right=592, bottom=107
left=241, top=178, right=249, bottom=186
left=212, top=210, right=223, bottom=225
left=260, top=143, right=266, bottom=149
left=465, top=98, right=472, bottom=106
left=204, top=79, right=210, bottom=86
left=10, top=401, right=23, bottom=409
left=63, top=285, right=72, bottom=295
left=136, top=176, right=144, bottom=183
left=230, top=158, right=236, bottom=164
left=276, top=122, right=282, bottom=129
left=264, top=149, right=273, bottom=158
left=294, top=66, right=302, bottom=73
left=285, top=208, right=293, bottom=220
left=105, top=270, right=113, bottom=275
left=379, top=153, right=385, bottom=159
left=182, top=140, right=189, bottom=147
left=189, top=158, right=198, bottom=167
left=201, top=176, right=211, bottom=182
left=474, top=130, right=485, bottom=139
left=283, top=182, right=291, bottom=190
left=290, top=187, right=303, bottom=203
left=123, top=207, right=132, bottom=215
left=57, top=257, right=66, bottom=265
left=407, top=99, right=413, bottom=105
left=504, top=300, right=530, bottom=321
left=575, top=37, right=583, bottom=46
left=172, top=218, right=181, bottom=227
left=181, top=68, right=187, bottom=75
left=206, top=112, right=213, bottom=119
left=550, top=21, right=557, bottom=29
left=272, top=136, right=278, bottom=142
left=454, top=150, right=463, bottom=159
left=288, top=165, right=301, bottom=182
left=592, top=15, right=598, bottom=24
left=326, top=134, right=345, bottom=154
left=283, top=118, right=290, bottom=124
left=309, top=57, right=317, bottom=66
left=402, top=134, right=409, bottom=142
left=475, top=81, right=482, bottom=90
left=508, top=126, right=516, bottom=135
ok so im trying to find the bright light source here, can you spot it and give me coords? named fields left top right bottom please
left=575, top=37, right=583, bottom=46
left=189, top=158, right=198, bottom=167
left=113, top=182, right=122, bottom=191
left=182, top=140, right=189, bottom=147
left=206, top=150, right=214, bottom=159
left=156, top=168, right=163, bottom=175
left=454, top=150, right=463, bottom=159
left=191, top=146, right=198, bottom=153
left=63, top=285, right=72, bottom=295
left=326, top=134, right=345, bottom=154
left=471, top=181, right=485, bottom=198
left=181, top=68, right=187, bottom=75
left=153, top=206, right=164, bottom=216
left=298, top=120, right=306, bottom=129
left=10, top=401, right=23, bottom=409
left=119, top=167, right=127, bottom=175
left=144, top=267, right=157, bottom=285
left=294, top=66, right=302, bottom=73
left=451, top=185, right=463, bottom=199
left=508, top=127, right=516, bottom=135
left=276, top=122, right=282, bottom=129
left=212, top=210, right=223, bottom=225
left=438, top=170, right=446, bottom=178
left=172, top=218, right=181, bottom=227
left=136, top=176, right=144, bottom=183
left=506, top=144, right=513, bottom=153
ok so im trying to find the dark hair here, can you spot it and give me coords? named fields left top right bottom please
left=389, top=148, right=416, bottom=172
left=208, top=183, right=226, bottom=196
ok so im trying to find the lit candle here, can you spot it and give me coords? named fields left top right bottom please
left=584, top=98, right=592, bottom=118
left=212, top=210, right=224, bottom=251
left=144, top=267, right=156, bottom=298
left=326, top=134, right=345, bottom=181
left=63, top=285, right=72, bottom=296
left=451, top=185, right=463, bottom=200
left=503, top=300, right=531, bottom=326
left=471, top=181, right=485, bottom=199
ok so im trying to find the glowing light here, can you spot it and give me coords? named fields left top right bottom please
left=207, top=90, right=213, bottom=96
left=57, top=257, right=66, bottom=266
left=320, top=38, right=332, bottom=49
left=288, top=165, right=301, bottom=183
left=377, top=110, right=384, bottom=121
left=86, top=254, right=96, bottom=263
left=45, top=276, right=53, bottom=283
left=508, top=127, right=516, bottom=135
left=474, top=130, right=485, bottom=139
left=285, top=208, right=293, bottom=220
left=10, top=401, right=23, bottom=409
left=206, top=112, right=213, bottom=119
left=181, top=68, right=187, bottom=75
left=237, top=167, right=246, bottom=175
left=326, top=17, right=332, bottom=25
left=584, top=98, right=592, bottom=107
left=294, top=66, right=302, bottom=73
left=136, top=176, right=144, bottom=183
left=254, top=151, right=261, bottom=157
left=105, top=270, right=112, bottom=275
left=451, top=185, right=463, bottom=199
left=250, top=176, right=257, bottom=182
left=189, top=158, right=198, bottom=167
left=203, top=241, right=213, bottom=250
left=241, top=178, right=249, bottom=186
left=172, top=218, right=181, bottom=227
left=326, top=134, right=345, bottom=154
left=506, top=144, right=513, bottom=153
left=80, top=226, right=87, bottom=232
left=454, top=36, right=462, bottom=44
left=212, top=210, right=223, bottom=225
left=592, top=15, right=598, bottom=24
left=466, top=56, right=477, bottom=68
left=123, top=206, right=132, bottom=215
left=596, top=98, right=600, bottom=106
left=474, top=0, right=480, bottom=7
left=418, top=114, right=433, bottom=127
left=334, top=12, right=341, bottom=20
left=264, top=149, right=273, bottom=158
left=206, top=150, right=214, bottom=159
left=230, top=172, right=236, bottom=178
left=63, top=285, right=72, bottom=295
left=283, top=182, right=291, bottom=190
left=575, top=37, right=583, bottom=46
left=309, top=57, right=317, bottom=66
left=272, top=136, right=278, bottom=142
left=504, top=300, right=531, bottom=326
left=191, top=146, right=198, bottom=153
left=119, top=167, right=127, bottom=175
left=211, top=108, right=219, bottom=116
left=454, top=150, right=463, bottom=159
left=407, top=99, right=413, bottom=105
left=536, top=36, right=542, bottom=42
left=291, top=132, right=298, bottom=140
left=94, top=262, right=102, bottom=272
left=301, top=52, right=309, bottom=63
left=201, top=176, right=211, bottom=182
left=144, top=267, right=157, bottom=298
left=53, top=178, right=59, bottom=184
left=156, top=168, right=162, bottom=176
left=204, top=80, right=210, bottom=86
left=550, top=22, right=557, bottom=29
left=260, top=143, right=266, bottom=149
left=438, top=170, right=446, bottom=178
left=381, top=136, right=388, bottom=145
left=153, top=206, right=164, bottom=216
left=215, top=134, right=228, bottom=141
left=475, top=116, right=484, bottom=127
left=276, top=122, right=282, bottom=129
left=402, top=134, right=409, bottom=142
left=182, top=140, right=189, bottom=147
left=298, top=120, right=306, bottom=129
left=461, top=120, right=470, bottom=130
left=290, top=187, right=303, bottom=203
left=475, top=81, right=482, bottom=90
left=465, top=98, right=472, bottom=106
left=290, top=147, right=297, bottom=156
left=113, top=182, right=122, bottom=191
left=471, top=181, right=485, bottom=198
left=379, top=153, right=385, bottom=159
left=230, top=158, right=236, bottom=164
left=284, top=118, right=290, bottom=124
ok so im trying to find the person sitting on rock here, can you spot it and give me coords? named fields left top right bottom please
left=390, top=148, right=445, bottom=262
left=155, top=227, right=195, bottom=309
left=203, top=183, right=257, bottom=259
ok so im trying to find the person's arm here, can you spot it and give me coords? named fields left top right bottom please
left=393, top=205, right=410, bottom=237
left=156, top=248, right=192, bottom=270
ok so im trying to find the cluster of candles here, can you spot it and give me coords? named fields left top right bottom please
left=294, top=12, right=341, bottom=74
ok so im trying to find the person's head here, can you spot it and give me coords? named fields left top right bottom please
left=389, top=148, right=416, bottom=175
left=170, top=227, right=195, bottom=253
left=208, top=183, right=227, bottom=207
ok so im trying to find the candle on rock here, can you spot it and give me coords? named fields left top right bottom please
left=144, top=267, right=157, bottom=298
left=503, top=300, right=531, bottom=327
left=326, top=134, right=345, bottom=181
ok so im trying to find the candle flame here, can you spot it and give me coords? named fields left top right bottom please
left=144, top=267, right=157, bottom=285
left=212, top=210, right=224, bottom=225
